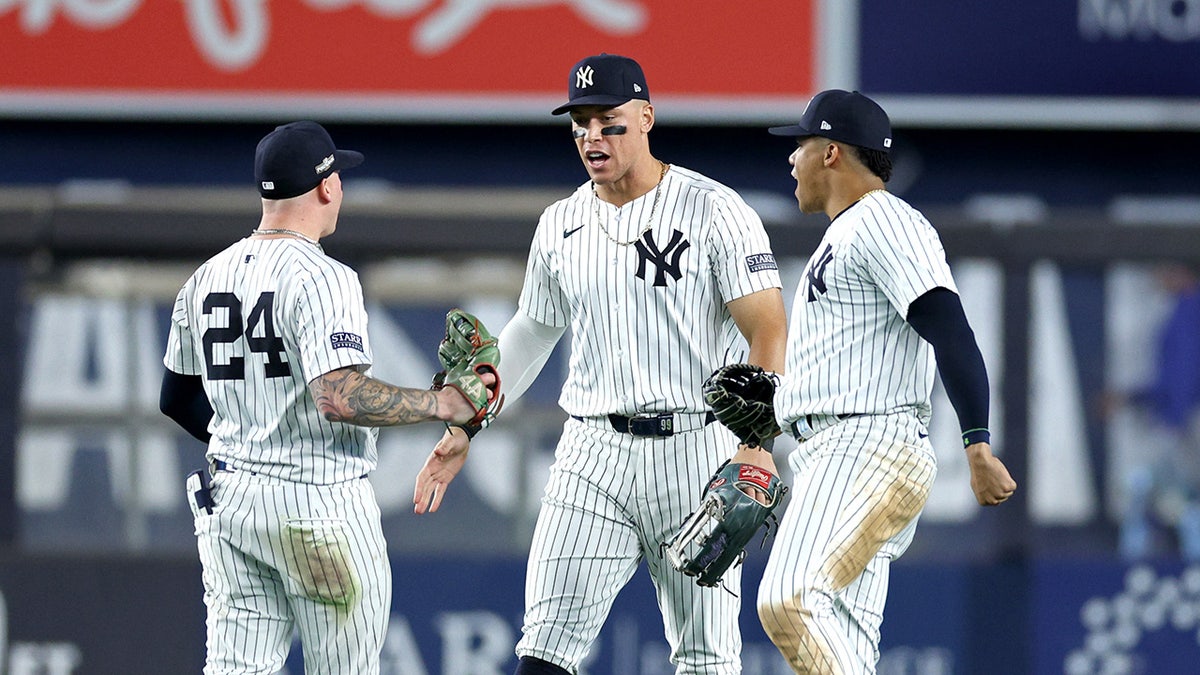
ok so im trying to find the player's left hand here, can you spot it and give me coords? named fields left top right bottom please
left=965, top=442, right=1017, bottom=506
left=413, top=427, right=471, bottom=514
left=663, top=461, right=788, bottom=587
left=729, top=443, right=780, bottom=505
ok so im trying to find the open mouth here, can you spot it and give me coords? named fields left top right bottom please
left=585, top=151, right=609, bottom=169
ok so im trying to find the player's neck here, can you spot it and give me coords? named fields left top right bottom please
left=256, top=211, right=327, bottom=242
left=596, top=157, right=667, bottom=207
left=825, top=179, right=886, bottom=221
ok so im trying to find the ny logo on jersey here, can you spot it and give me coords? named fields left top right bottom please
left=576, top=65, right=594, bottom=89
left=805, top=244, right=835, bottom=301
left=635, top=229, right=690, bottom=287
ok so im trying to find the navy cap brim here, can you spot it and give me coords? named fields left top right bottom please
left=552, top=94, right=634, bottom=116
left=333, top=149, right=364, bottom=171
left=768, top=124, right=814, bottom=137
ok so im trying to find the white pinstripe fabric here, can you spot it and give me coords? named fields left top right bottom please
left=516, top=418, right=744, bottom=674
left=166, top=237, right=389, bottom=673
left=165, top=237, right=377, bottom=484
left=763, top=190, right=955, bottom=673
left=193, top=470, right=391, bottom=675
left=757, top=414, right=936, bottom=674
left=774, top=190, right=957, bottom=427
left=512, top=165, right=782, bottom=673
left=518, top=165, right=781, bottom=417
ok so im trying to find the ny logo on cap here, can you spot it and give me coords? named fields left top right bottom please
left=576, top=65, right=594, bottom=89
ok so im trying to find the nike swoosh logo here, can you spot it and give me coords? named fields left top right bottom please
left=918, top=432, right=929, bottom=439
left=563, top=225, right=585, bottom=238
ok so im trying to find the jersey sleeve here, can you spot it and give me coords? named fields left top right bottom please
left=163, top=279, right=204, bottom=376
left=855, top=204, right=957, bottom=319
left=517, top=211, right=571, bottom=328
left=291, top=263, right=374, bottom=383
left=709, top=192, right=782, bottom=302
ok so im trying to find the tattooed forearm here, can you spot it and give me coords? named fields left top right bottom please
left=311, top=367, right=439, bottom=426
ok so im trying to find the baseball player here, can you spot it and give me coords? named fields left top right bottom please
left=413, top=54, right=788, bottom=674
left=756, top=91, right=1017, bottom=673
left=159, top=121, right=496, bottom=674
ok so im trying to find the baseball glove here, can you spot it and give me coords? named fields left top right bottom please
left=431, top=308, right=503, bottom=427
left=663, top=461, right=788, bottom=587
left=702, top=363, right=781, bottom=447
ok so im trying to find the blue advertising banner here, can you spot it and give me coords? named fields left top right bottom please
left=1033, top=560, right=1200, bottom=674
left=5, top=553, right=1198, bottom=674
left=284, top=556, right=970, bottom=675
left=859, top=1, right=1200, bottom=97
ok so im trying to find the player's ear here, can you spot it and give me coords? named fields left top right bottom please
left=317, top=175, right=335, bottom=204
left=823, top=141, right=840, bottom=167
left=641, top=102, right=654, bottom=133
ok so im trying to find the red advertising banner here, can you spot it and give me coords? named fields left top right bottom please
left=1, top=1, right=815, bottom=121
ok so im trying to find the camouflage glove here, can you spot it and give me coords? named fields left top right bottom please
left=702, top=364, right=781, bottom=447
left=663, top=461, right=788, bottom=587
left=431, top=308, right=503, bottom=429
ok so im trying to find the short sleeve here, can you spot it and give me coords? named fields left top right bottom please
left=709, top=193, right=782, bottom=302
left=291, top=263, right=374, bottom=383
left=855, top=203, right=957, bottom=318
left=163, top=280, right=204, bottom=376
left=518, top=212, right=571, bottom=328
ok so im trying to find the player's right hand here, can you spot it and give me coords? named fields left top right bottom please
left=413, top=427, right=471, bottom=514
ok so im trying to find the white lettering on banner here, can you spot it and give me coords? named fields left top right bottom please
left=1065, top=564, right=1200, bottom=672
left=8, top=643, right=83, bottom=674
left=876, top=647, right=954, bottom=675
left=0, top=592, right=84, bottom=675
left=435, top=611, right=513, bottom=675
left=379, top=616, right=430, bottom=675
left=18, top=296, right=179, bottom=512
left=1079, top=0, right=1200, bottom=42
left=2, top=0, right=649, bottom=70
left=4, top=0, right=139, bottom=33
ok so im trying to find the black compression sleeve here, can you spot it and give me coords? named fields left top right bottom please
left=906, top=288, right=990, bottom=446
left=159, top=369, right=214, bottom=443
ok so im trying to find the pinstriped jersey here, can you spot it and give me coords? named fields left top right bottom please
left=775, top=190, right=957, bottom=425
left=164, top=237, right=376, bottom=484
left=517, top=164, right=781, bottom=417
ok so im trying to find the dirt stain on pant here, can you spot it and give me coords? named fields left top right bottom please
left=761, top=442, right=935, bottom=674
left=283, top=520, right=361, bottom=621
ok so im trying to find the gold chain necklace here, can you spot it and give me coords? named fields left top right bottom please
left=252, top=228, right=321, bottom=247
left=593, top=162, right=669, bottom=246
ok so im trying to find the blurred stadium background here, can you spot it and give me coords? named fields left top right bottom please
left=3, top=1, right=1200, bottom=673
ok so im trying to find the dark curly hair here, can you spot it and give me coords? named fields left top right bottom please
left=848, top=145, right=893, bottom=182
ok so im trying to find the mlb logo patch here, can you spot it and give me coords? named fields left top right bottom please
left=330, top=332, right=364, bottom=352
left=746, top=253, right=778, bottom=273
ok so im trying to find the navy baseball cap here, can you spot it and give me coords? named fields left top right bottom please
left=768, top=90, right=893, bottom=153
left=551, top=53, right=650, bottom=115
left=254, top=121, right=364, bottom=199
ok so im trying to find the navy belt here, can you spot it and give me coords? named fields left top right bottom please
left=572, top=411, right=716, bottom=437
left=211, top=459, right=366, bottom=480
left=789, top=413, right=857, bottom=442
left=211, top=459, right=239, bottom=474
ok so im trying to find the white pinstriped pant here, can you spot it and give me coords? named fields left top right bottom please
left=190, top=469, right=391, bottom=675
left=516, top=416, right=744, bottom=674
left=757, top=412, right=936, bottom=675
